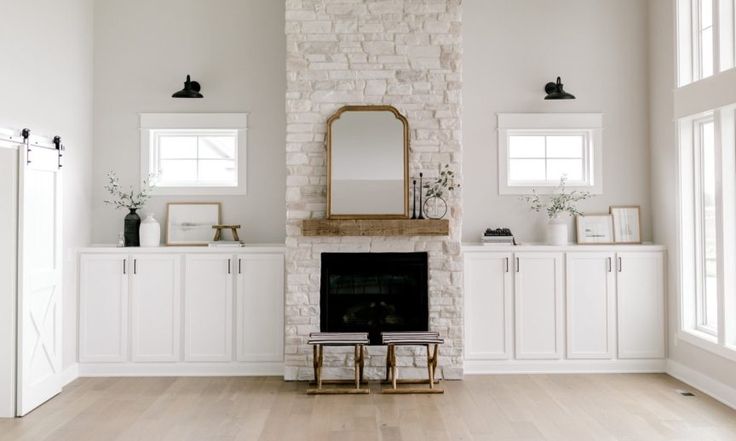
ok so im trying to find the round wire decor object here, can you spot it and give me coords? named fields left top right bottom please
left=423, top=196, right=448, bottom=220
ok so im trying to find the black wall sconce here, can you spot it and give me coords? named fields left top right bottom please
left=172, top=75, right=203, bottom=98
left=544, top=76, right=575, bottom=100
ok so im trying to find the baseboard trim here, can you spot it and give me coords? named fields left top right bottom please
left=463, top=359, right=666, bottom=374
left=666, top=359, right=736, bottom=410
left=61, top=363, right=79, bottom=387
left=78, top=362, right=284, bottom=377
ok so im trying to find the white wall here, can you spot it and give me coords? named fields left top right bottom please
left=92, top=0, right=286, bottom=244
left=463, top=0, right=652, bottom=243
left=0, top=0, right=94, bottom=380
left=649, top=0, right=736, bottom=394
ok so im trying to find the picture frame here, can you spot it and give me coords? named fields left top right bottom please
left=166, top=202, right=221, bottom=246
left=576, top=214, right=614, bottom=244
left=610, top=205, right=642, bottom=244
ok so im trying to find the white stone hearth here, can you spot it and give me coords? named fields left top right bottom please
left=284, top=0, right=464, bottom=381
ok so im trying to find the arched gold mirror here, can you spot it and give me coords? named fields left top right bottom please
left=327, top=105, right=409, bottom=219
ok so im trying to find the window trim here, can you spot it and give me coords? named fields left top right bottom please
left=692, top=116, right=718, bottom=335
left=678, top=105, right=736, bottom=357
left=140, top=113, right=248, bottom=196
left=497, top=113, right=603, bottom=195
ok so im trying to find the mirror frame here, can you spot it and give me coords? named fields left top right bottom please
left=326, top=105, right=410, bottom=220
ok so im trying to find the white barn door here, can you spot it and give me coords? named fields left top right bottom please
left=16, top=142, right=63, bottom=416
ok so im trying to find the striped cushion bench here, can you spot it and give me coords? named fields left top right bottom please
left=381, top=331, right=444, bottom=394
left=307, top=332, right=369, bottom=395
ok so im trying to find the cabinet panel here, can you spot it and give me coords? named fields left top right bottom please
left=617, top=252, right=665, bottom=359
left=130, top=255, right=181, bottom=362
left=184, top=255, right=233, bottom=362
left=79, top=255, right=128, bottom=362
left=236, top=255, right=284, bottom=362
left=464, top=253, right=513, bottom=360
left=515, top=252, right=564, bottom=360
left=566, top=252, right=616, bottom=359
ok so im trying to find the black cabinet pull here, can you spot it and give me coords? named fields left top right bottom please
left=238, top=258, right=242, bottom=274
left=504, top=257, right=509, bottom=273
left=608, top=257, right=612, bottom=273
left=516, top=257, right=520, bottom=273
left=618, top=257, right=623, bottom=273
left=133, top=259, right=137, bottom=275
left=228, top=259, right=231, bottom=275
left=123, top=259, right=126, bottom=275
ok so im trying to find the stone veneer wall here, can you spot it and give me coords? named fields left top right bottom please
left=285, top=0, right=463, bottom=380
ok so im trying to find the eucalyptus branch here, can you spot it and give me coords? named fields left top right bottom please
left=521, top=176, right=591, bottom=220
left=103, top=171, right=154, bottom=210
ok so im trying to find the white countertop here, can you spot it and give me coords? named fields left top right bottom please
left=80, top=243, right=286, bottom=254
left=463, top=242, right=666, bottom=252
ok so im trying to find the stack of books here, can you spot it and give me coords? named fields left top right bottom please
left=208, top=240, right=244, bottom=248
left=481, top=228, right=516, bottom=246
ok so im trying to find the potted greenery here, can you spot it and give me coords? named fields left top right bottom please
left=104, top=172, right=154, bottom=247
left=522, top=176, right=591, bottom=245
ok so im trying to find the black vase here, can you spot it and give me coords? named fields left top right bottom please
left=124, top=208, right=141, bottom=247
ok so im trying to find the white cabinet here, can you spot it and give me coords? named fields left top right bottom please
left=79, top=254, right=128, bottom=362
left=464, top=245, right=666, bottom=373
left=464, top=252, right=513, bottom=360
left=130, top=255, right=181, bottom=362
left=184, top=254, right=234, bottom=362
left=616, top=251, right=665, bottom=359
left=514, top=252, right=564, bottom=360
left=566, top=252, right=616, bottom=359
left=236, top=254, right=285, bottom=362
left=78, top=247, right=285, bottom=376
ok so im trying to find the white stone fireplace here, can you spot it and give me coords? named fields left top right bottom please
left=284, top=0, right=464, bottom=380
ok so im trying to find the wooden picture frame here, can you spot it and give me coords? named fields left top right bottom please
left=576, top=214, right=614, bottom=244
left=610, top=205, right=642, bottom=244
left=166, top=202, right=221, bottom=246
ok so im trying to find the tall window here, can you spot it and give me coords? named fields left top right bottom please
left=699, top=0, right=715, bottom=79
left=678, top=0, right=736, bottom=85
left=694, top=118, right=718, bottom=334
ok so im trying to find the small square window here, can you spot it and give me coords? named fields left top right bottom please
left=497, top=113, right=603, bottom=195
left=140, top=113, right=247, bottom=195
left=152, top=130, right=238, bottom=187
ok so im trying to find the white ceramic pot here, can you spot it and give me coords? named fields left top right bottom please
left=139, top=214, right=161, bottom=247
left=546, top=219, right=568, bottom=246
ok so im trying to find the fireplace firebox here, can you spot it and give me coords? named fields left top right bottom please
left=320, top=252, right=429, bottom=345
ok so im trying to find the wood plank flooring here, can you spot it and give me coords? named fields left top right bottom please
left=1, top=374, right=735, bottom=441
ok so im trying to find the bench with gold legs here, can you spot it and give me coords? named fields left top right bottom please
left=306, top=332, right=370, bottom=395
left=382, top=331, right=444, bottom=394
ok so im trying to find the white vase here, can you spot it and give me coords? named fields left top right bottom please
left=139, top=214, right=161, bottom=247
left=546, top=219, right=568, bottom=246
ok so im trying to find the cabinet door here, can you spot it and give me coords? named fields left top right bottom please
left=236, top=254, right=284, bottom=362
left=184, top=254, right=233, bottom=362
left=617, top=251, right=665, bottom=359
left=514, top=252, right=564, bottom=360
left=566, top=252, right=616, bottom=359
left=130, top=255, right=181, bottom=362
left=464, top=252, right=513, bottom=360
left=79, top=254, right=129, bottom=362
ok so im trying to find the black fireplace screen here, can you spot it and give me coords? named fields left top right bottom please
left=320, top=252, right=429, bottom=344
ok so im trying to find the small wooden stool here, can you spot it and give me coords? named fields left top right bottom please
left=382, top=331, right=444, bottom=394
left=307, top=332, right=369, bottom=395
left=212, top=224, right=241, bottom=241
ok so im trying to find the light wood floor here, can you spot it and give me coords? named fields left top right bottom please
left=1, top=374, right=735, bottom=441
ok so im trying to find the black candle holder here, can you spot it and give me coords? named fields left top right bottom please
left=411, top=180, right=417, bottom=219
left=418, top=173, right=425, bottom=219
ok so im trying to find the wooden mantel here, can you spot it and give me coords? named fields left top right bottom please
left=302, top=219, right=450, bottom=237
